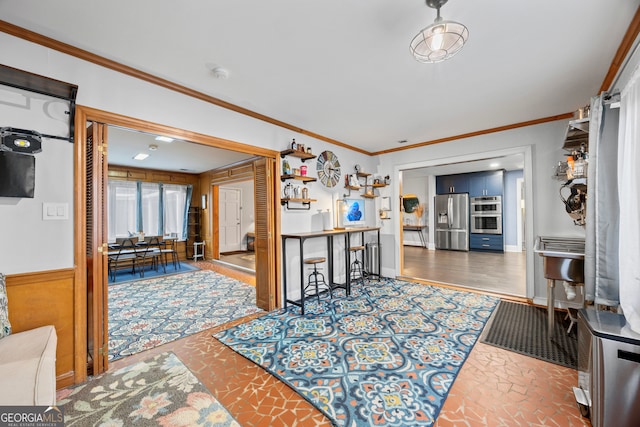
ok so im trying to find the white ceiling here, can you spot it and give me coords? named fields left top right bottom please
left=1, top=0, right=638, bottom=157
left=107, top=126, right=254, bottom=173
left=402, top=153, right=524, bottom=179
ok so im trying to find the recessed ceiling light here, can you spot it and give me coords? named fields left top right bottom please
left=155, top=136, right=174, bottom=143
left=148, top=144, right=158, bottom=151
left=490, top=162, right=500, bottom=168
left=133, top=153, right=149, bottom=160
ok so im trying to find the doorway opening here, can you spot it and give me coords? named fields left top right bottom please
left=218, top=180, right=256, bottom=273
left=77, top=106, right=279, bottom=377
left=398, top=149, right=533, bottom=299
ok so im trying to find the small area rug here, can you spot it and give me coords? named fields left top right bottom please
left=481, top=300, right=578, bottom=369
left=214, top=278, right=498, bottom=426
left=109, top=270, right=263, bottom=361
left=57, top=352, right=240, bottom=427
left=109, top=261, right=200, bottom=285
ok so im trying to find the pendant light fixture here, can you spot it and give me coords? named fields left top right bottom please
left=410, top=0, right=468, bottom=63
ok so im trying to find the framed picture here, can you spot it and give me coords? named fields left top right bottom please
left=381, top=196, right=391, bottom=211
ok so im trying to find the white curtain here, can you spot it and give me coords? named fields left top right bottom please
left=107, top=180, right=137, bottom=242
left=618, top=64, right=640, bottom=333
left=163, top=184, right=188, bottom=239
left=140, top=182, right=160, bottom=236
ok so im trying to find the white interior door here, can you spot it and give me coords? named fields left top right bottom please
left=219, top=187, right=242, bottom=253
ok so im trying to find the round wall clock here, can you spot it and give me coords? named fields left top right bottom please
left=316, top=150, right=341, bottom=188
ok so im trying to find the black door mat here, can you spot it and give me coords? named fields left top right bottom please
left=481, top=300, right=578, bottom=369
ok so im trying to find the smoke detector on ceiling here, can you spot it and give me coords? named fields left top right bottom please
left=211, top=66, right=230, bottom=80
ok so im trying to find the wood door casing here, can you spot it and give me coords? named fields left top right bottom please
left=76, top=106, right=280, bottom=384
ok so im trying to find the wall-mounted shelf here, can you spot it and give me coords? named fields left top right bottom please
left=281, top=198, right=317, bottom=210
left=279, top=149, right=316, bottom=162
left=280, top=174, right=316, bottom=184
left=562, top=118, right=589, bottom=151
left=344, top=170, right=388, bottom=199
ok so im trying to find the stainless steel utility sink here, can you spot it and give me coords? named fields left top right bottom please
left=535, top=236, right=585, bottom=282
left=534, top=236, right=586, bottom=337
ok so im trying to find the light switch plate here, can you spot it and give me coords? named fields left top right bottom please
left=43, top=202, right=69, bottom=220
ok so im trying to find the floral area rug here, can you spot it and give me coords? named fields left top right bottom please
left=57, top=352, right=239, bottom=426
left=109, top=270, right=263, bottom=361
left=215, top=278, right=499, bottom=427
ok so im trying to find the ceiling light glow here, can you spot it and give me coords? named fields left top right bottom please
left=133, top=153, right=149, bottom=160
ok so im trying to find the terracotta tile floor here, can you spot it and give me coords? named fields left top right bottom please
left=108, top=317, right=589, bottom=427
left=103, top=263, right=590, bottom=425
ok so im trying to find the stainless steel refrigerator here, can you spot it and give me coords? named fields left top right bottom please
left=434, top=193, right=469, bottom=251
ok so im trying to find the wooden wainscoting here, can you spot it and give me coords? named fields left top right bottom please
left=6, top=268, right=77, bottom=389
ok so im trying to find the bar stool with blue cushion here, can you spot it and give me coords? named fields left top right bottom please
left=303, top=257, right=332, bottom=302
left=349, top=245, right=366, bottom=286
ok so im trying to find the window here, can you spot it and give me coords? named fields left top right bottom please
left=107, top=180, right=137, bottom=242
left=107, top=179, right=190, bottom=242
left=141, top=182, right=160, bottom=236
left=163, top=184, right=188, bottom=239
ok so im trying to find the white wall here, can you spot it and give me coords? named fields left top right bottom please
left=3, top=29, right=636, bottom=309
left=0, top=84, right=75, bottom=273
left=0, top=32, right=377, bottom=303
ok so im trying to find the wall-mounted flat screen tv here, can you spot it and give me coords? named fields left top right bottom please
left=0, top=151, right=35, bottom=198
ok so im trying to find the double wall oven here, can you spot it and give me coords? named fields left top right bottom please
left=470, top=196, right=502, bottom=234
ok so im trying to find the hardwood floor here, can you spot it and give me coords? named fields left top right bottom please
left=402, top=246, right=527, bottom=297
left=195, top=260, right=256, bottom=287
left=219, top=251, right=256, bottom=272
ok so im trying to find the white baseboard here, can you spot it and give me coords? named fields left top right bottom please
left=505, top=245, right=522, bottom=253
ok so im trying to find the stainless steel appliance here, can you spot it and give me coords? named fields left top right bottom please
left=534, top=236, right=585, bottom=337
left=575, top=308, right=640, bottom=426
left=470, top=196, right=502, bottom=234
left=434, top=193, right=469, bottom=251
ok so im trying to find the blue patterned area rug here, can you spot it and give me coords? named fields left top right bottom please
left=214, top=278, right=499, bottom=427
left=109, top=270, right=263, bottom=361
left=109, top=260, right=201, bottom=285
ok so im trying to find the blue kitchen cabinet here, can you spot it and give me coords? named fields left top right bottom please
left=436, top=173, right=469, bottom=194
left=469, top=170, right=504, bottom=197
left=470, top=233, right=504, bottom=251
